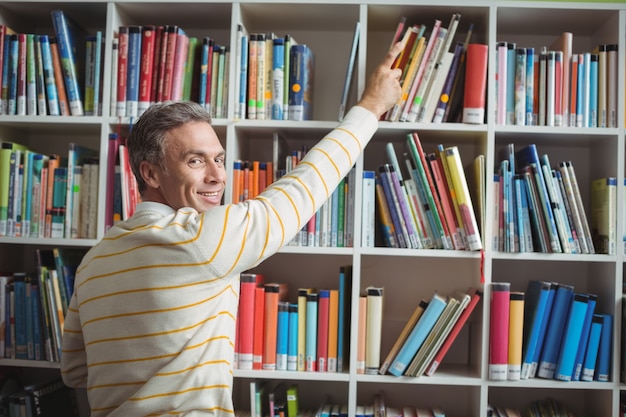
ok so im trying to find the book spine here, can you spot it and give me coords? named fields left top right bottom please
left=356, top=295, right=366, bottom=374
left=238, top=274, right=256, bottom=370
left=489, top=282, right=510, bottom=381
left=252, top=285, right=264, bottom=370
left=305, top=292, right=318, bottom=371
left=287, top=303, right=298, bottom=371
left=507, top=291, right=524, bottom=381
left=554, top=293, right=589, bottom=381
left=50, top=10, right=83, bottom=116
left=138, top=25, right=156, bottom=116
left=537, top=284, right=574, bottom=379
left=580, top=314, right=603, bottom=381
left=594, top=314, right=612, bottom=382
left=365, top=287, right=383, bottom=375
left=276, top=301, right=289, bottom=371
left=271, top=37, right=284, bottom=120
left=116, top=26, right=129, bottom=117
left=317, top=289, right=330, bottom=372
left=462, top=44, right=488, bottom=124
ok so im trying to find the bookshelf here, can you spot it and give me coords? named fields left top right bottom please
left=0, top=1, right=623, bottom=416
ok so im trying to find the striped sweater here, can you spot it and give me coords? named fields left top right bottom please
left=60, top=106, right=378, bottom=416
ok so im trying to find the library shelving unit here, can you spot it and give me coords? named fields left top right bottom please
left=0, top=1, right=624, bottom=416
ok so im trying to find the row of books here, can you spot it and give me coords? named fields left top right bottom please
left=488, top=399, right=579, bottom=417
left=489, top=281, right=612, bottom=382
left=378, top=287, right=482, bottom=378
left=0, top=10, right=100, bottom=117
left=112, top=24, right=229, bottom=119
left=105, top=133, right=141, bottom=230
left=373, top=134, right=484, bottom=251
left=385, top=14, right=489, bottom=125
left=0, top=247, right=86, bottom=363
left=494, top=143, right=597, bottom=254
left=235, top=267, right=352, bottom=373
left=234, top=27, right=315, bottom=121
left=0, top=141, right=99, bottom=240
left=0, top=377, right=80, bottom=417
left=495, top=33, right=618, bottom=128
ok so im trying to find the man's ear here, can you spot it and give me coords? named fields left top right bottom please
left=139, top=160, right=160, bottom=190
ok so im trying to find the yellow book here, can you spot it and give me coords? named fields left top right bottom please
left=444, top=146, right=482, bottom=250
left=591, top=177, right=617, bottom=255
left=297, top=288, right=312, bottom=372
left=507, top=291, right=525, bottom=381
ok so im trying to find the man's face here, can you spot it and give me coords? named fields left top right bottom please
left=151, top=121, right=226, bottom=213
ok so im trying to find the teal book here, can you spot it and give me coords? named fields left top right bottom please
left=389, top=292, right=447, bottom=376
left=571, top=293, right=597, bottom=381
left=554, top=293, right=589, bottom=381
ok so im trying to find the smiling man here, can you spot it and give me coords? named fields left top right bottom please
left=60, top=41, right=404, bottom=416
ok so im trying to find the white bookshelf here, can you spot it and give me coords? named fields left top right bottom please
left=0, top=1, right=624, bottom=416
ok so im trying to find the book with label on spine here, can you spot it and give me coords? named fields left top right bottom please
left=594, top=313, right=612, bottom=382
left=462, top=43, right=488, bottom=124
left=507, top=291, right=524, bottom=381
left=288, top=44, right=314, bottom=121
left=305, top=292, right=318, bottom=372
left=365, top=286, right=383, bottom=375
left=138, top=25, right=156, bottom=116
left=554, top=293, right=588, bottom=381
left=537, top=283, right=574, bottom=379
left=317, top=288, right=330, bottom=372
left=489, top=282, right=510, bottom=381
left=581, top=314, right=603, bottom=381
left=50, top=9, right=86, bottom=116
left=571, top=293, right=596, bottom=381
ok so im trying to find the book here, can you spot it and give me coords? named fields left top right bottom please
left=64, top=143, right=98, bottom=239
left=305, top=292, right=318, bottom=371
left=356, top=295, right=367, bottom=374
left=337, top=265, right=352, bottom=373
left=554, top=293, right=589, bottom=381
left=276, top=301, right=289, bottom=371
left=389, top=292, right=446, bottom=376
left=537, top=283, right=574, bottom=379
left=594, top=313, right=612, bottom=382
left=262, top=283, right=280, bottom=370
left=317, top=288, right=330, bottom=372
left=520, top=280, right=552, bottom=380
left=489, top=282, right=510, bottom=381
left=338, top=21, right=360, bottom=121
left=50, top=9, right=86, bottom=116
left=327, top=288, right=339, bottom=372
left=288, top=44, right=314, bottom=121
left=379, top=299, right=428, bottom=375
left=425, top=287, right=482, bottom=376
left=136, top=26, right=155, bottom=116
left=252, top=285, right=265, bottom=370
left=580, top=314, right=603, bottom=381
left=23, top=378, right=80, bottom=417
left=462, top=43, right=488, bottom=124
left=238, top=273, right=257, bottom=370
left=591, top=177, right=617, bottom=255
left=287, top=303, right=298, bottom=371
left=507, top=291, right=524, bottom=381
left=572, top=294, right=597, bottom=381
left=365, top=286, right=383, bottom=375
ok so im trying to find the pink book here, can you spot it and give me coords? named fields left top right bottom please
left=489, top=282, right=511, bottom=380
left=317, top=289, right=330, bottom=372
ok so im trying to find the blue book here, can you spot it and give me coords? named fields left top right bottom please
left=576, top=54, right=585, bottom=127
left=21, top=151, right=35, bottom=238
left=0, top=33, right=10, bottom=114
left=30, top=283, right=42, bottom=360
left=514, top=175, right=526, bottom=252
left=515, top=144, right=561, bottom=253
left=287, top=303, right=298, bottom=371
left=50, top=9, right=87, bottom=116
left=13, top=272, right=27, bottom=359
left=7, top=34, right=18, bottom=115
left=389, top=293, right=447, bottom=376
left=571, top=293, right=597, bottom=381
left=276, top=301, right=289, bottom=371
left=125, top=25, right=141, bottom=118
left=529, top=282, right=557, bottom=377
left=581, top=314, right=603, bottom=381
left=305, top=292, right=318, bottom=371
left=377, top=165, right=407, bottom=249
left=38, top=34, right=60, bottom=116
left=505, top=42, right=516, bottom=124
left=288, top=44, right=314, bottom=121
left=198, top=37, right=211, bottom=107
left=92, top=30, right=102, bottom=116
left=272, top=37, right=285, bottom=120
left=537, top=283, right=574, bottom=379
left=594, top=313, right=612, bottom=382
left=554, top=293, right=588, bottom=381
left=589, top=53, right=598, bottom=127
left=238, top=32, right=248, bottom=119
left=525, top=47, right=535, bottom=125
left=520, top=280, right=552, bottom=379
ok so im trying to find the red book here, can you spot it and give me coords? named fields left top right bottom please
left=262, top=283, right=280, bottom=370
left=569, top=54, right=579, bottom=127
left=155, top=25, right=172, bottom=103
left=16, top=33, right=26, bottom=115
left=252, top=285, right=265, bottom=370
left=489, top=282, right=511, bottom=381
left=138, top=25, right=156, bottom=115
left=425, top=288, right=482, bottom=376
left=149, top=25, right=164, bottom=104
left=161, top=25, right=179, bottom=102
left=316, top=289, right=330, bottom=372
left=327, top=289, right=339, bottom=372
left=462, top=43, right=489, bottom=124
left=116, top=26, right=129, bottom=117
left=428, top=153, right=463, bottom=250
left=238, top=273, right=258, bottom=370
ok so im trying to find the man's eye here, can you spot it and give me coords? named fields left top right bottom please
left=215, top=157, right=225, bottom=165
left=188, top=158, right=207, bottom=168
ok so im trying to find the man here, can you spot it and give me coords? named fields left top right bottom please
left=60, top=41, right=403, bottom=416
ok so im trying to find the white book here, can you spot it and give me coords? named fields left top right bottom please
left=361, top=170, right=376, bottom=248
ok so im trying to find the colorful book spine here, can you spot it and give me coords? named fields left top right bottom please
left=50, top=10, right=84, bottom=116
left=554, top=293, right=589, bottom=381
left=125, top=25, right=142, bottom=117
left=507, top=291, right=524, bottom=381
left=271, top=37, right=285, bottom=120
left=287, top=303, right=298, bottom=371
left=537, top=284, right=574, bottom=379
left=305, top=292, right=318, bottom=372
left=581, top=314, right=603, bottom=381
left=288, top=44, right=314, bottom=121
left=262, top=283, right=279, bottom=371
left=276, top=301, right=289, bottom=371
left=317, top=289, right=330, bottom=372
left=138, top=25, right=156, bottom=116
left=238, top=273, right=256, bottom=370
left=489, top=282, right=510, bottom=381
left=462, top=43, right=488, bottom=124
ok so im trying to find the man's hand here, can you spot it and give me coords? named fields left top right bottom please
left=357, top=41, right=404, bottom=119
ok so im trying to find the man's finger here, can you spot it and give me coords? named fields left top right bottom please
left=384, top=41, right=406, bottom=68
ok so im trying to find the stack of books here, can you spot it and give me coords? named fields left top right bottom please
left=379, top=287, right=482, bottom=377
left=489, top=280, right=612, bottom=383
left=370, top=134, right=484, bottom=251
left=494, top=143, right=600, bottom=254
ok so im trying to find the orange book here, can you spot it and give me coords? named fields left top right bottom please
left=327, top=289, right=339, bottom=372
left=265, top=161, right=274, bottom=187
left=44, top=155, right=60, bottom=237
left=252, top=160, right=260, bottom=198
left=262, top=283, right=280, bottom=370
left=48, top=38, right=69, bottom=116
left=252, top=285, right=265, bottom=370
left=356, top=295, right=367, bottom=374
left=258, top=162, right=267, bottom=194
